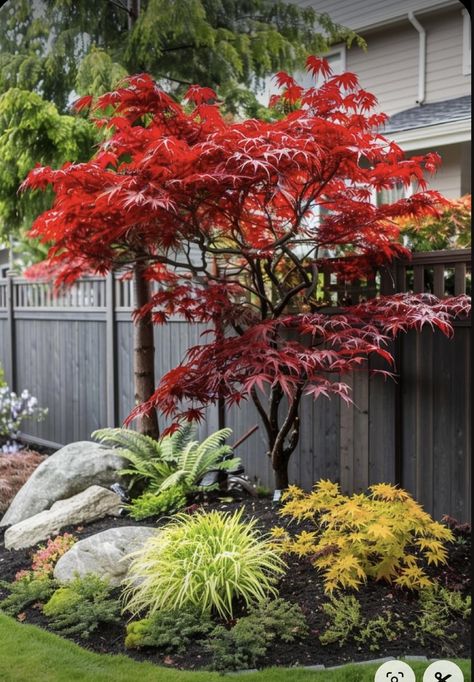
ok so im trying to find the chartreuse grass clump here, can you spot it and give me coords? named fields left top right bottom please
left=270, top=480, right=454, bottom=592
left=122, top=508, right=286, bottom=619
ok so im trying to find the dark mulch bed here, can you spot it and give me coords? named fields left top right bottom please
left=0, top=497, right=471, bottom=671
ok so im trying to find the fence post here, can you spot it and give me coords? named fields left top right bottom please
left=105, top=272, right=119, bottom=426
left=5, top=273, right=16, bottom=390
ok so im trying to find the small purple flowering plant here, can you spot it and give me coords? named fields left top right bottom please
left=0, top=385, right=47, bottom=453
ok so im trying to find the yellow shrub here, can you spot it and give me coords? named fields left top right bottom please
left=271, top=481, right=453, bottom=593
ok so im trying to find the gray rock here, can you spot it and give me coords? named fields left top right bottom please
left=403, top=656, right=428, bottom=661
left=4, top=486, right=122, bottom=550
left=0, top=441, right=125, bottom=527
left=326, top=657, right=395, bottom=670
left=54, top=526, right=157, bottom=586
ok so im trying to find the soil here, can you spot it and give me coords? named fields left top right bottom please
left=0, top=498, right=471, bottom=671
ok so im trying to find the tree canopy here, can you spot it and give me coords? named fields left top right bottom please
left=0, top=0, right=364, bottom=113
left=22, top=63, right=471, bottom=486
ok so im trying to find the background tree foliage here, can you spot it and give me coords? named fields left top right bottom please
left=0, top=0, right=364, bottom=261
left=0, top=88, right=97, bottom=259
left=396, top=195, right=471, bottom=252
left=0, top=0, right=364, bottom=112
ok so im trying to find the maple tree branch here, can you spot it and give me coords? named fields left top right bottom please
left=116, top=252, right=207, bottom=274
left=282, top=245, right=312, bottom=286
left=238, top=253, right=274, bottom=316
left=254, top=258, right=269, bottom=317
left=250, top=387, right=272, bottom=439
left=268, top=383, right=283, bottom=450
left=231, top=322, right=245, bottom=335
left=273, top=280, right=308, bottom=317
left=285, top=416, right=301, bottom=459
left=272, top=384, right=304, bottom=461
left=264, top=258, right=285, bottom=297
left=201, top=270, right=267, bottom=314
left=204, top=244, right=242, bottom=256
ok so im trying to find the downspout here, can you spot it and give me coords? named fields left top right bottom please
left=408, top=11, right=426, bottom=105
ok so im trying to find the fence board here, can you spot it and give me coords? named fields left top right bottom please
left=352, top=371, right=369, bottom=492
left=339, top=373, right=354, bottom=494
left=366, top=343, right=395, bottom=484
left=0, top=249, right=471, bottom=520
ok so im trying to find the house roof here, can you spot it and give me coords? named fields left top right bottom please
left=290, top=0, right=461, bottom=34
left=383, top=96, right=471, bottom=133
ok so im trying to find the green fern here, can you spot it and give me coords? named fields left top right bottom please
left=92, top=425, right=238, bottom=495
left=158, top=428, right=240, bottom=493
left=92, top=427, right=172, bottom=491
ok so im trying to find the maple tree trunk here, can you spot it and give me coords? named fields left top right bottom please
left=133, top=264, right=160, bottom=439
left=254, top=383, right=303, bottom=491
left=273, top=456, right=290, bottom=490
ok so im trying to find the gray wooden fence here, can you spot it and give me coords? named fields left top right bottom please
left=0, top=249, right=471, bottom=520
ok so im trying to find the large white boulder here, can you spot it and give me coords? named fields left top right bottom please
left=4, top=485, right=122, bottom=550
left=54, top=526, right=157, bottom=586
left=0, top=441, right=125, bottom=527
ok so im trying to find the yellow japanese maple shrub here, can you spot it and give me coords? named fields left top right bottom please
left=271, top=481, right=454, bottom=593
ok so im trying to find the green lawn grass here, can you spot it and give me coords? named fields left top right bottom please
left=0, top=613, right=471, bottom=681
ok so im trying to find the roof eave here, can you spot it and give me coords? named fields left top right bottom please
left=385, top=118, right=471, bottom=150
left=352, top=0, right=461, bottom=34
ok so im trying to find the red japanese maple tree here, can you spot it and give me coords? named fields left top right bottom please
left=23, top=59, right=470, bottom=488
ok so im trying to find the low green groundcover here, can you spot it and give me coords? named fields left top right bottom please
left=0, top=613, right=471, bottom=682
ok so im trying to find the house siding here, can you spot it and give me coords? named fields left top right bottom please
left=343, top=8, right=470, bottom=115
left=346, top=22, right=419, bottom=115
left=461, top=143, right=471, bottom=195
left=414, top=143, right=463, bottom=198
left=429, top=145, right=462, bottom=198
left=424, top=10, right=470, bottom=104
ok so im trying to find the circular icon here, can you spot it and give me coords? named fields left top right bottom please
left=423, top=660, right=464, bottom=682
left=375, top=660, right=416, bottom=682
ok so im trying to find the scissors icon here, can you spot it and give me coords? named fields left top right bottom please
left=434, top=673, right=452, bottom=681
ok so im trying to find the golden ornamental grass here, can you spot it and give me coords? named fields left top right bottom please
left=122, top=508, right=286, bottom=619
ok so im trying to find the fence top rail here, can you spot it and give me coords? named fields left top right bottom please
left=0, top=275, right=106, bottom=285
left=0, top=249, right=471, bottom=312
left=0, top=249, right=471, bottom=284
left=403, top=249, right=472, bottom=266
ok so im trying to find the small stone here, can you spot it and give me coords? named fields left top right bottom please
left=54, top=526, right=157, bottom=586
left=4, top=486, right=122, bottom=550
left=403, top=655, right=428, bottom=661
